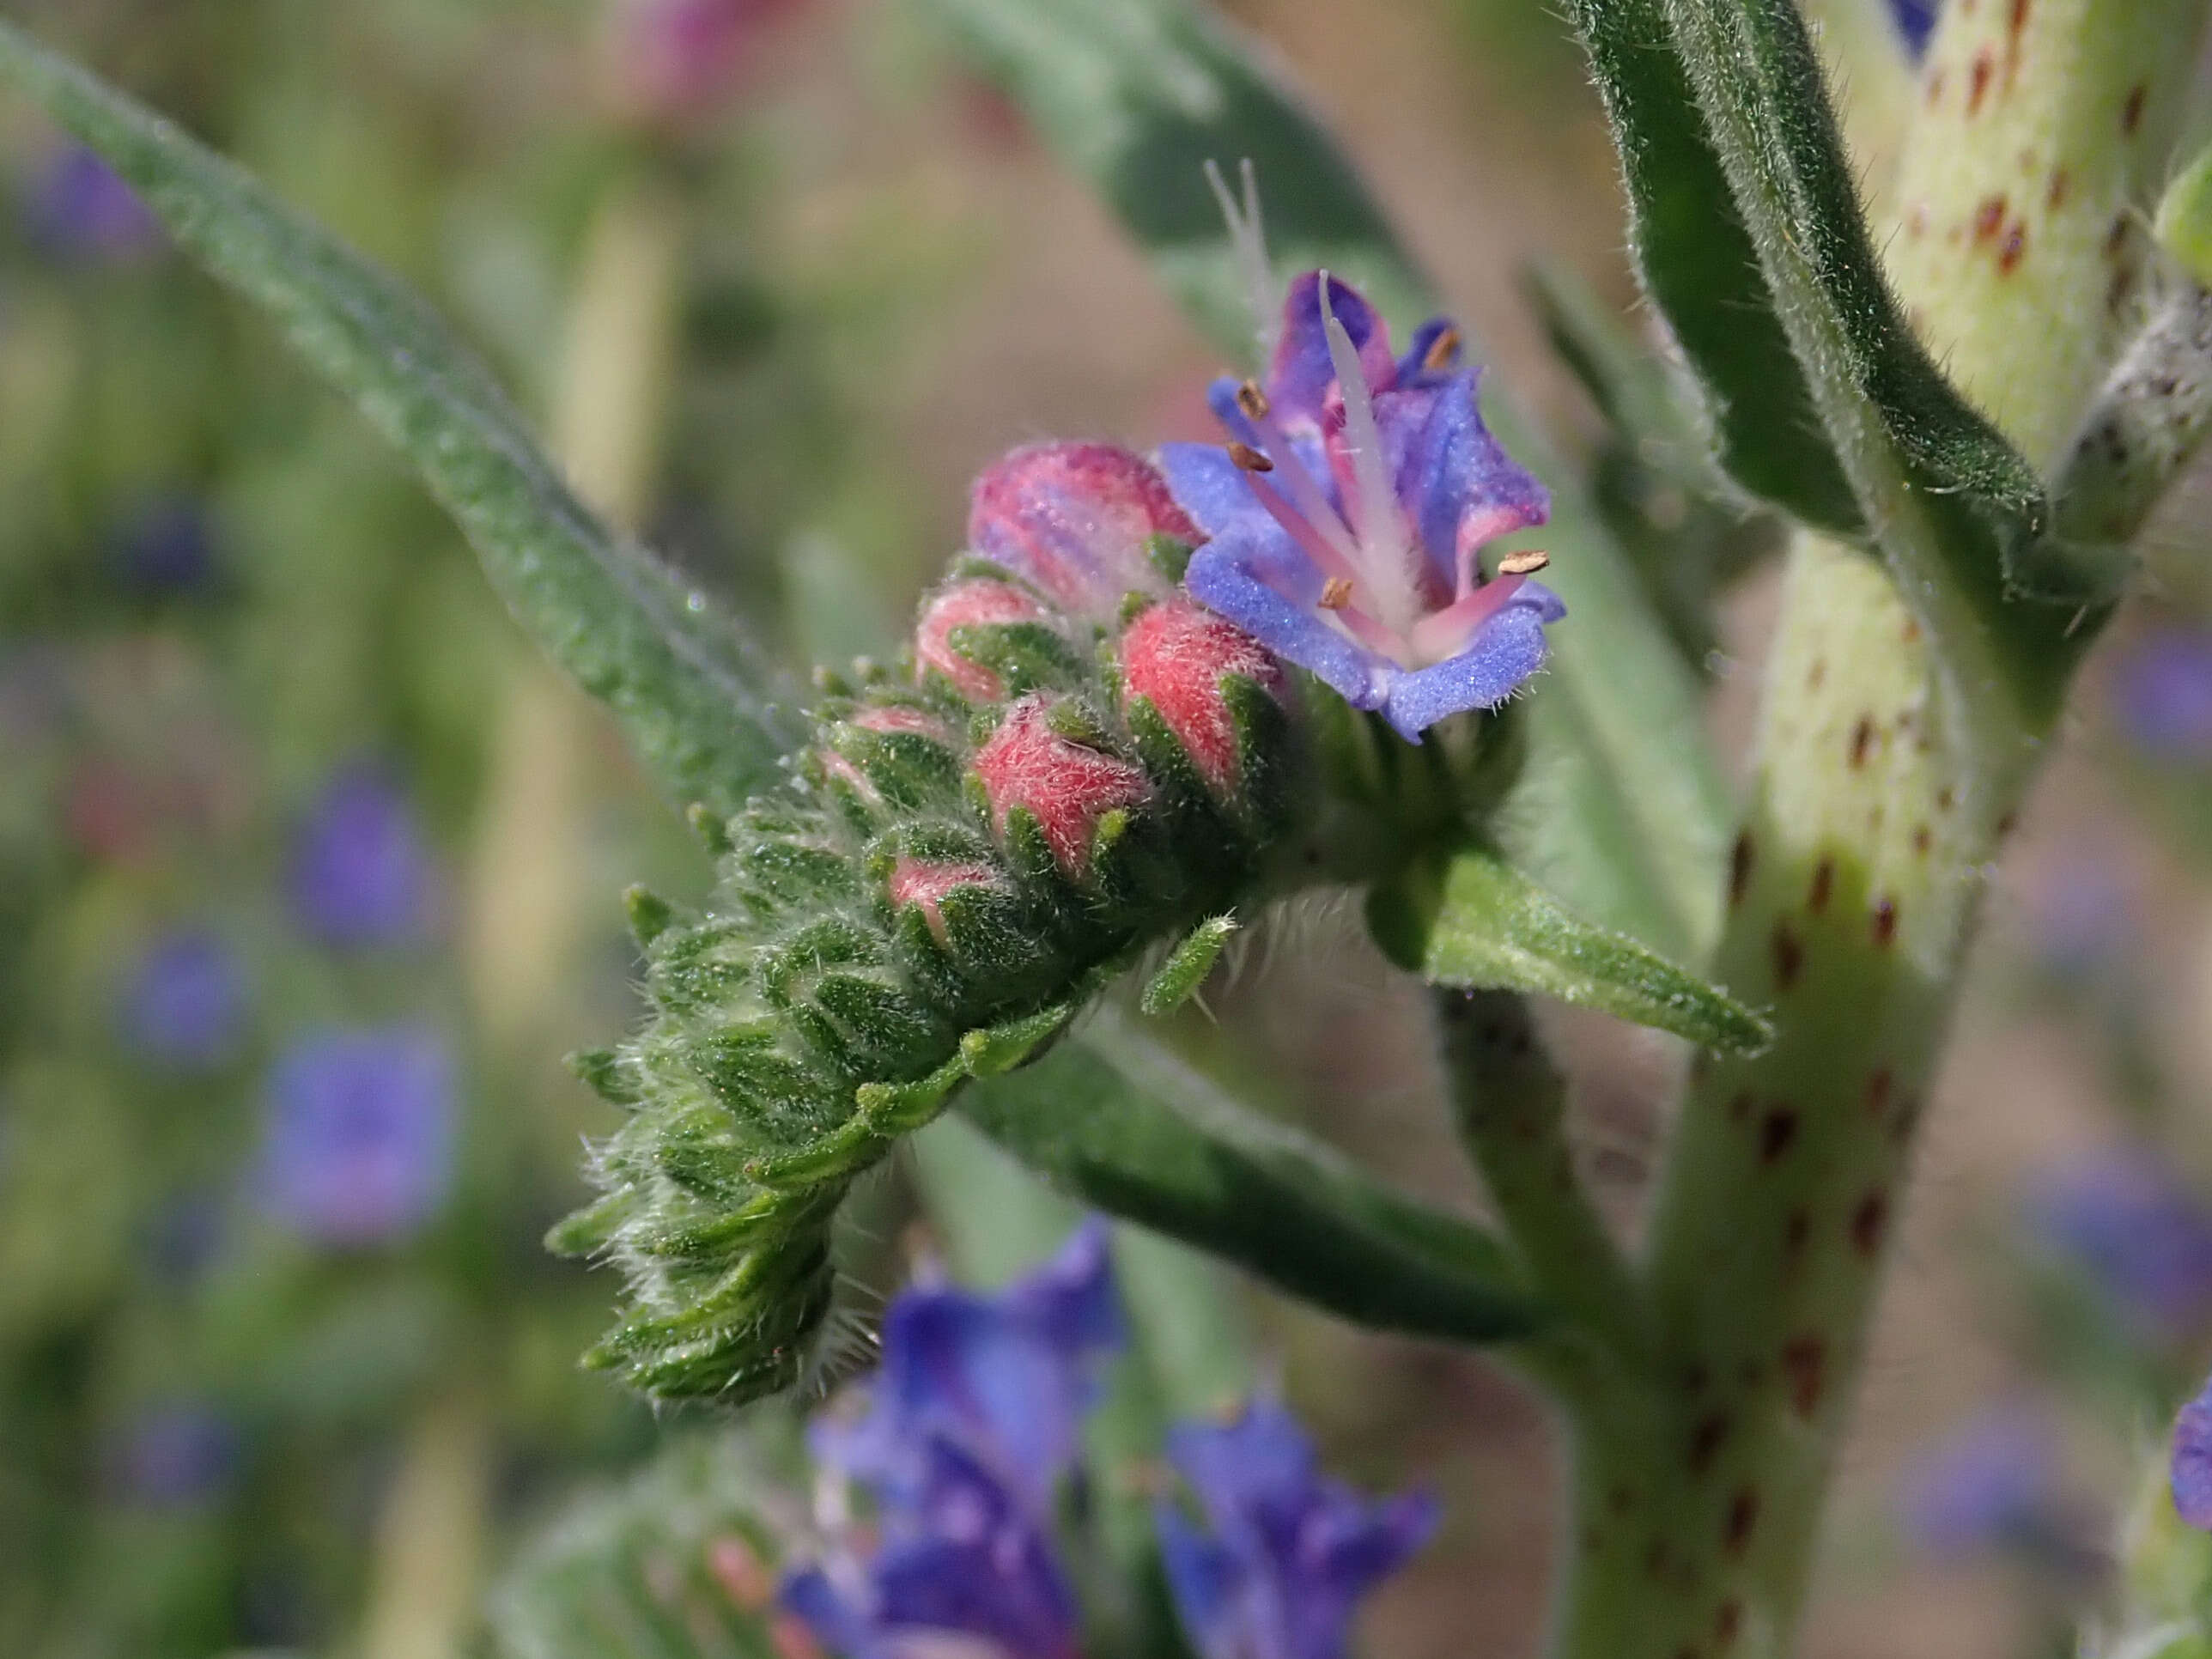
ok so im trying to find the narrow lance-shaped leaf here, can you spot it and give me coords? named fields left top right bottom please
left=1569, top=0, right=2081, bottom=725
left=953, top=1009, right=1544, bottom=1346
left=1389, top=842, right=1771, bottom=1054
left=921, top=0, right=1731, bottom=963
left=0, top=21, right=807, bottom=818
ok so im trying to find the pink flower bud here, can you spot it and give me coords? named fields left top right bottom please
left=968, top=442, right=1199, bottom=621
left=915, top=580, right=1051, bottom=702
left=888, top=857, right=1006, bottom=945
left=972, top=696, right=1151, bottom=876
left=1119, top=599, right=1283, bottom=795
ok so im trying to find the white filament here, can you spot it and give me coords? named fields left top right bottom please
left=1205, top=156, right=1279, bottom=366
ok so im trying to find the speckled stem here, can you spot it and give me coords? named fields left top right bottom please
left=1548, top=6, right=2210, bottom=1659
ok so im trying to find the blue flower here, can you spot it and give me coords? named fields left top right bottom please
left=2112, top=629, right=2212, bottom=763
left=782, top=1223, right=1118, bottom=1659
left=1158, top=264, right=1562, bottom=743
left=1891, top=0, right=1938, bottom=58
left=289, top=764, right=434, bottom=948
left=1155, top=1401, right=1437, bottom=1659
left=27, top=145, right=163, bottom=264
left=1897, top=1405, right=2078, bottom=1563
left=255, top=1026, right=455, bottom=1247
left=115, top=1404, right=239, bottom=1509
left=121, top=928, right=248, bottom=1072
left=811, top=1219, right=1122, bottom=1510
left=2029, top=1152, right=2212, bottom=1338
left=114, top=496, right=218, bottom=594
left=2174, top=1374, right=2212, bottom=1528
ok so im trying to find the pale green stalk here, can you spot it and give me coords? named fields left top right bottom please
left=1536, top=6, right=2211, bottom=1658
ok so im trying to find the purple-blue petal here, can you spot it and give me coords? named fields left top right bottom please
left=289, top=764, right=434, bottom=948
left=255, top=1025, right=456, bottom=1247
left=780, top=1566, right=893, bottom=1659
left=815, top=1220, right=1123, bottom=1512
left=1891, top=0, right=1937, bottom=58
left=2029, top=1152, right=2212, bottom=1336
left=1381, top=596, right=1556, bottom=741
left=2175, top=1380, right=2212, bottom=1529
left=1395, top=318, right=1463, bottom=389
left=121, top=928, right=248, bottom=1072
left=1269, top=273, right=1391, bottom=425
left=1161, top=1401, right=1437, bottom=1659
left=1183, top=533, right=1391, bottom=712
left=1393, top=370, right=1550, bottom=594
left=871, top=1438, right=1080, bottom=1659
left=1899, top=1406, right=2062, bottom=1556
left=1158, top=440, right=1275, bottom=540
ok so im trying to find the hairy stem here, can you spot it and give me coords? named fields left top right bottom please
left=1553, top=4, right=2210, bottom=1658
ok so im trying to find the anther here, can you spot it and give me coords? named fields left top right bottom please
left=1319, top=576, right=1354, bottom=609
left=1228, top=441, right=1274, bottom=472
left=1424, top=326, right=1462, bottom=372
left=1498, top=549, right=1551, bottom=575
left=1236, top=379, right=1271, bottom=420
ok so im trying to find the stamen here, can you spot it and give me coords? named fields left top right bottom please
left=1319, top=576, right=1354, bottom=610
left=1205, top=158, right=1279, bottom=368
left=1498, top=549, right=1550, bottom=575
left=1241, top=471, right=1364, bottom=591
left=1407, top=574, right=1528, bottom=665
left=1227, top=441, right=1274, bottom=473
left=1240, top=403, right=1364, bottom=574
left=1235, top=379, right=1271, bottom=421
left=1424, top=326, right=1462, bottom=373
left=1317, top=271, right=1417, bottom=631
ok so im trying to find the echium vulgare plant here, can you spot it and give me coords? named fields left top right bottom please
left=14, top=0, right=2212, bottom=1656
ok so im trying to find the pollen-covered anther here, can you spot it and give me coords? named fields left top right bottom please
left=1120, top=599, right=1285, bottom=797
left=887, top=856, right=1006, bottom=945
left=1235, top=379, right=1271, bottom=420
left=915, top=579, right=1051, bottom=702
left=1424, top=325, right=1462, bottom=372
left=1319, top=576, right=1354, bottom=610
left=1498, top=549, right=1550, bottom=575
left=1227, top=441, right=1273, bottom=473
left=971, top=695, right=1152, bottom=876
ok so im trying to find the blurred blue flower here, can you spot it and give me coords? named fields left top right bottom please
left=289, top=765, right=434, bottom=947
left=2029, top=1152, right=2212, bottom=1338
left=2021, top=854, right=2134, bottom=986
left=27, top=144, right=163, bottom=264
left=255, top=1026, right=455, bottom=1247
left=1159, top=263, right=1561, bottom=742
left=811, top=1218, right=1121, bottom=1510
left=116, top=1404, right=239, bottom=1509
left=783, top=1223, right=1117, bottom=1659
left=1156, top=1401, right=1438, bottom=1659
left=2113, top=629, right=2212, bottom=764
left=2173, top=1374, right=2212, bottom=1528
left=1897, top=1406, right=2075, bottom=1562
left=1891, top=0, right=1937, bottom=57
left=114, top=497, right=218, bottom=593
left=122, top=928, right=248, bottom=1072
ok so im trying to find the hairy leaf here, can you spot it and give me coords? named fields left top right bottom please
left=922, top=0, right=1730, bottom=961
left=955, top=1009, right=1543, bottom=1345
left=1569, top=0, right=2081, bottom=720
left=1409, top=842, right=1771, bottom=1054
left=0, top=21, right=806, bottom=817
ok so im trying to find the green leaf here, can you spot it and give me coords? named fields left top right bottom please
left=953, top=1007, right=1543, bottom=1345
left=921, top=0, right=1730, bottom=960
left=0, top=21, right=806, bottom=819
left=1568, top=0, right=1860, bottom=534
left=1412, top=842, right=1771, bottom=1054
left=1568, top=0, right=2081, bottom=721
